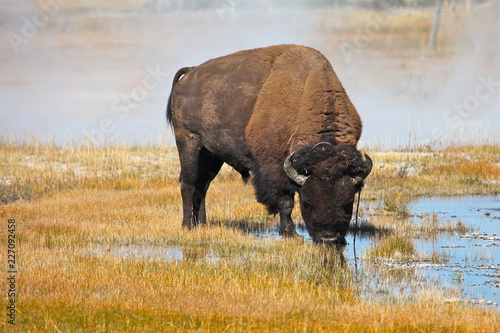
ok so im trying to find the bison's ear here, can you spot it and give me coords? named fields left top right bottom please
left=352, top=153, right=373, bottom=184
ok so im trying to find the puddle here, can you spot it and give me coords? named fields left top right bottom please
left=90, top=245, right=220, bottom=263
left=399, top=196, right=499, bottom=308
left=254, top=195, right=500, bottom=309
left=88, top=195, right=499, bottom=310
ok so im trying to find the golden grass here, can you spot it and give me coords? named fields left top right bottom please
left=1, top=141, right=499, bottom=331
left=0, top=142, right=179, bottom=203
left=318, top=6, right=486, bottom=54
left=321, top=8, right=435, bottom=35
left=366, top=145, right=500, bottom=202
left=4, top=190, right=499, bottom=332
left=366, top=235, right=416, bottom=260
left=2, top=142, right=498, bottom=205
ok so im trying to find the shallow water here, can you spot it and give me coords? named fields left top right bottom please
left=90, top=195, right=499, bottom=310
left=400, top=196, right=499, bottom=307
left=245, top=195, right=499, bottom=309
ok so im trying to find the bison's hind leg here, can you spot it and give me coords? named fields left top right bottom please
left=194, top=148, right=223, bottom=226
left=178, top=140, right=223, bottom=228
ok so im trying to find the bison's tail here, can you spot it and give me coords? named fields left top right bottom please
left=166, top=67, right=195, bottom=126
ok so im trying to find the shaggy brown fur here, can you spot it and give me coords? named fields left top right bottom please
left=245, top=45, right=361, bottom=159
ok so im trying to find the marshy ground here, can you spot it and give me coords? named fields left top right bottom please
left=1, top=142, right=499, bottom=331
left=1, top=1, right=499, bottom=331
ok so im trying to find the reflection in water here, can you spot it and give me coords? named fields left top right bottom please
left=241, top=195, right=500, bottom=309
left=352, top=195, right=500, bottom=309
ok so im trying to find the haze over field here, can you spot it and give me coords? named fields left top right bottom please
left=1, top=1, right=498, bottom=148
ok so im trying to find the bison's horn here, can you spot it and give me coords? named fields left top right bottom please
left=353, top=153, right=373, bottom=184
left=284, top=153, right=309, bottom=186
left=363, top=153, right=373, bottom=175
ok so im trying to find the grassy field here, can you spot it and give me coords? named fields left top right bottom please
left=1, top=141, right=499, bottom=332
left=1, top=2, right=499, bottom=331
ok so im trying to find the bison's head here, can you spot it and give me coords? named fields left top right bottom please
left=284, top=143, right=372, bottom=247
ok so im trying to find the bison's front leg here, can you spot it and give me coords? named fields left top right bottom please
left=278, top=196, right=299, bottom=238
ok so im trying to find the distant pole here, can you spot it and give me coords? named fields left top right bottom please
left=429, top=0, right=444, bottom=48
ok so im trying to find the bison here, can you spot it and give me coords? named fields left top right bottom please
left=167, top=44, right=372, bottom=247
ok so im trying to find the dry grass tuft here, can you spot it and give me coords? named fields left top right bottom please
left=366, top=235, right=416, bottom=260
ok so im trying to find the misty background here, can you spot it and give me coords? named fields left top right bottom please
left=1, top=0, right=498, bottom=149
